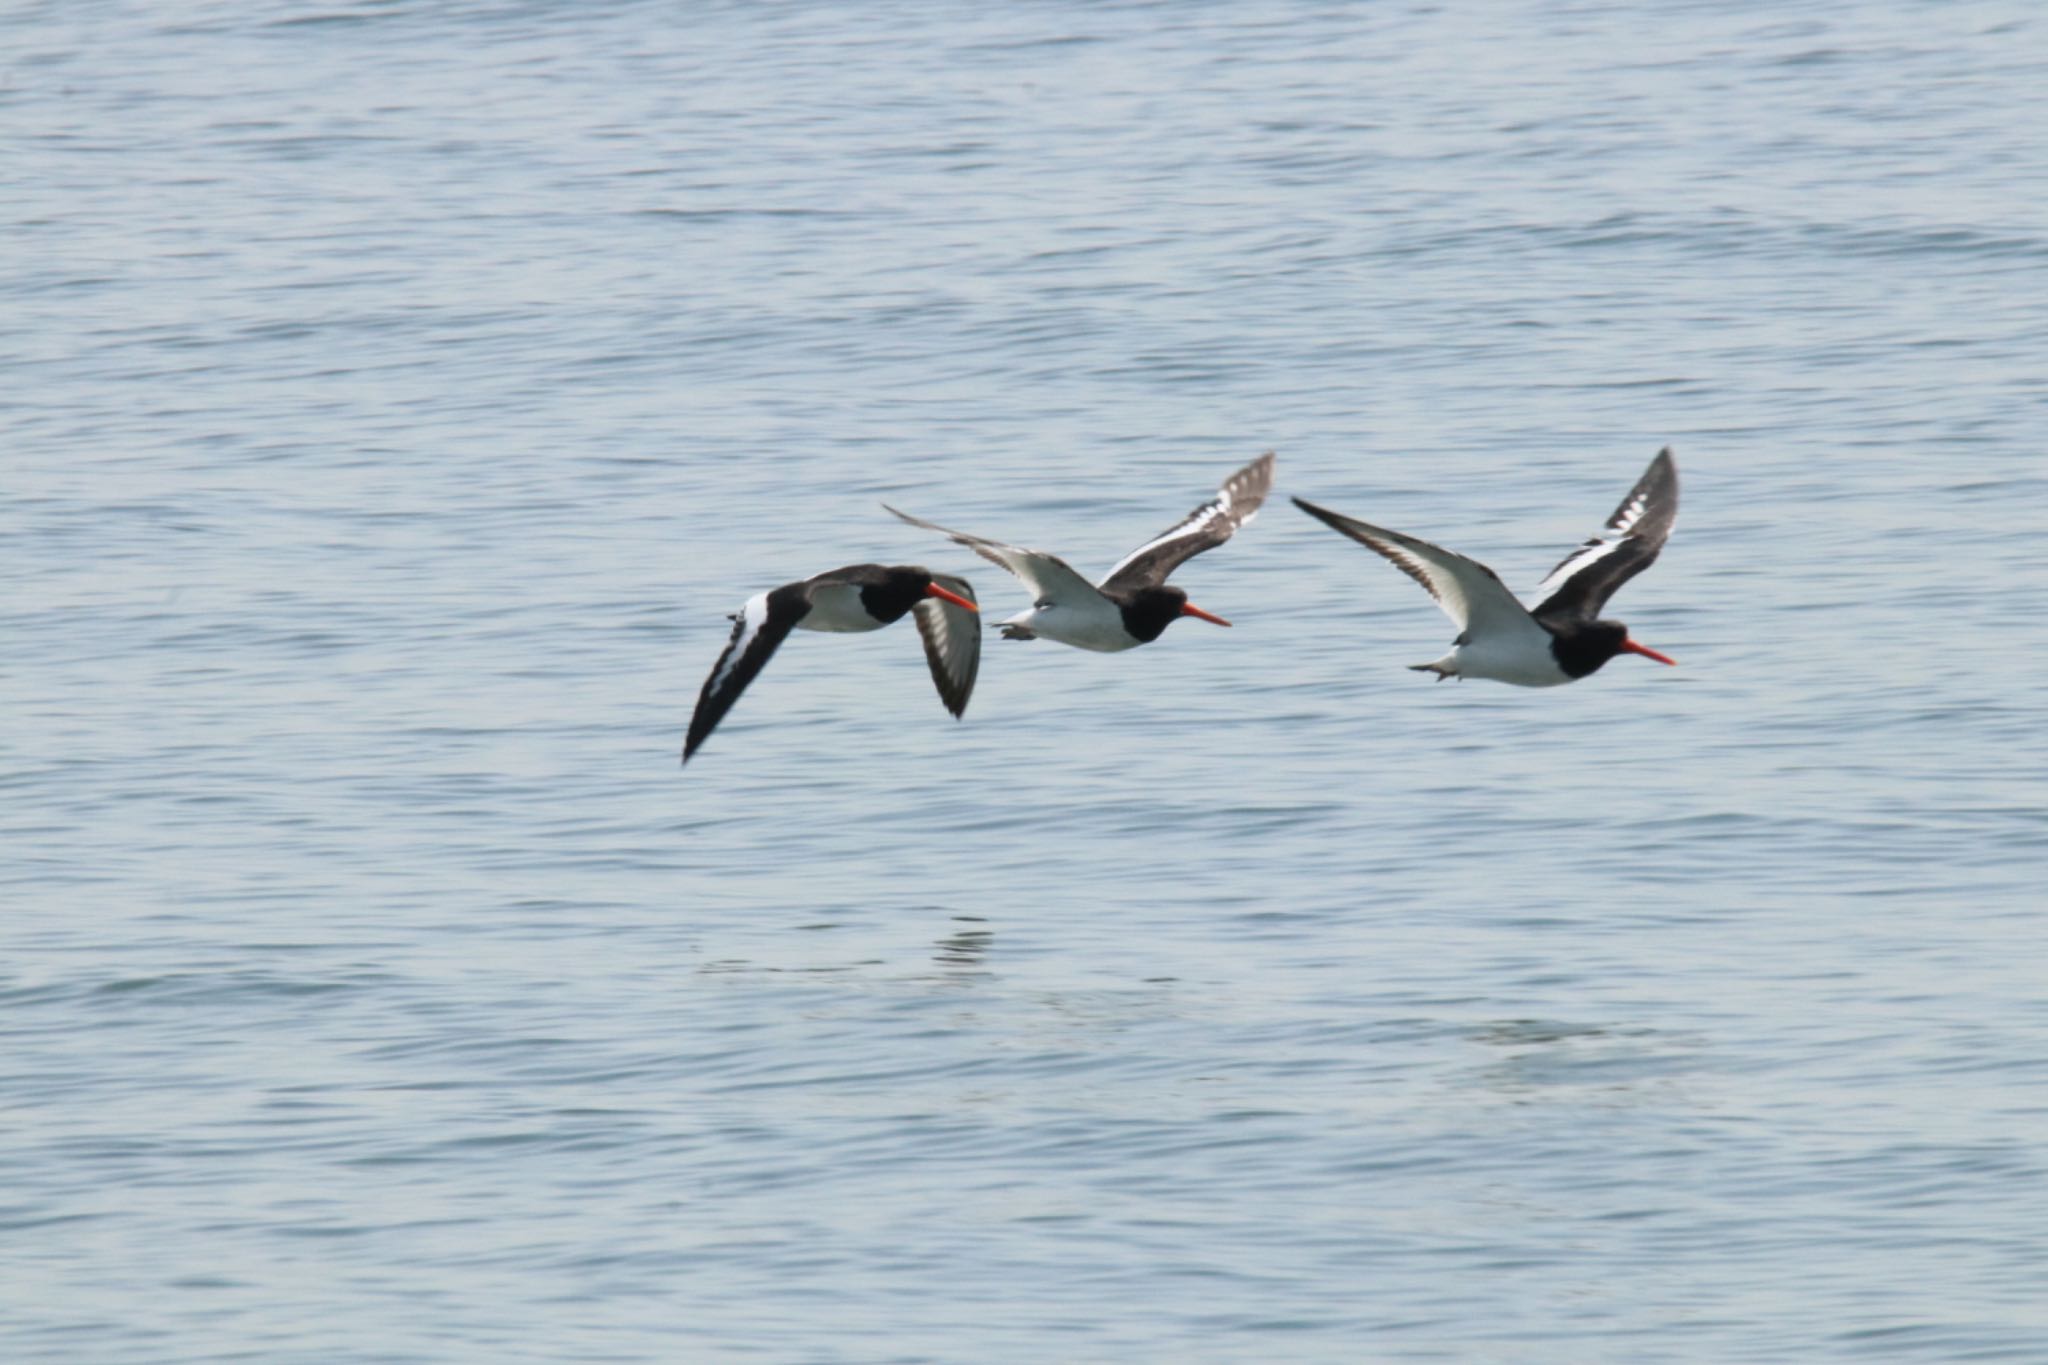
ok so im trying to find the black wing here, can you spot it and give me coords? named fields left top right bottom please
left=1099, top=451, right=1276, bottom=593
left=1529, top=448, right=1679, bottom=622
left=910, top=573, right=980, bottom=718
left=682, top=583, right=811, bottom=763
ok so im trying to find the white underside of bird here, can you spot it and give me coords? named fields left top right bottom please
left=995, top=596, right=1139, bottom=652
left=1415, top=620, right=1571, bottom=686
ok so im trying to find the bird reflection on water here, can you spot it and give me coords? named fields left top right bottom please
left=932, top=916, right=993, bottom=971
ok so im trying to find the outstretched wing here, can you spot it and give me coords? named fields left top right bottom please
left=1292, top=497, right=1536, bottom=638
left=682, top=584, right=810, bottom=763
left=1529, top=448, right=1679, bottom=622
left=882, top=504, right=1100, bottom=607
left=911, top=573, right=980, bottom=718
left=1100, top=451, right=1276, bottom=593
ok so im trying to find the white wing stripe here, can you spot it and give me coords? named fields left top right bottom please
left=707, top=591, right=771, bottom=699
left=1533, top=536, right=1627, bottom=601
left=1104, top=512, right=1218, bottom=582
left=1101, top=493, right=1240, bottom=582
left=1099, top=453, right=1273, bottom=588
left=1529, top=450, right=1678, bottom=612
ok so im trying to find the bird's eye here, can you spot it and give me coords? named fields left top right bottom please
left=1034, top=598, right=1054, bottom=609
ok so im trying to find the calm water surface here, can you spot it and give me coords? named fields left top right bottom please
left=6, top=2, right=2047, bottom=1361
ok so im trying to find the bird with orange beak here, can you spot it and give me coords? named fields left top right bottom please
left=1293, top=448, right=1678, bottom=686
left=683, top=565, right=980, bottom=764
left=884, top=452, right=1273, bottom=654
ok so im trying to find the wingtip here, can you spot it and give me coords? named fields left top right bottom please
left=883, top=502, right=949, bottom=534
left=1646, top=446, right=1679, bottom=494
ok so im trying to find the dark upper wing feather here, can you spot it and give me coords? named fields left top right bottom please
left=1100, top=451, right=1275, bottom=593
left=682, top=583, right=811, bottom=763
left=910, top=573, right=980, bottom=718
left=1530, top=448, right=1679, bottom=622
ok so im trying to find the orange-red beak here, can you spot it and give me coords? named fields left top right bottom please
left=924, top=583, right=978, bottom=612
left=1622, top=638, right=1675, bottom=666
left=1180, top=602, right=1232, bottom=628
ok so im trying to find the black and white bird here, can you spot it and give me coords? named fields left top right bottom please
left=682, top=565, right=980, bottom=764
left=883, top=452, right=1275, bottom=653
left=1292, top=448, right=1679, bottom=686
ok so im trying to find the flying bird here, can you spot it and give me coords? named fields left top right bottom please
left=883, top=452, right=1275, bottom=653
left=1292, top=447, right=1678, bottom=686
left=683, top=565, right=980, bottom=763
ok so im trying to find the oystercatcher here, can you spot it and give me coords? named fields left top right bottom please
left=1292, top=447, right=1678, bottom=686
left=883, top=452, right=1274, bottom=653
left=682, top=566, right=980, bottom=763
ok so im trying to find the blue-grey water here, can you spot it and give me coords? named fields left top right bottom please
left=6, top=2, right=2047, bottom=1361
